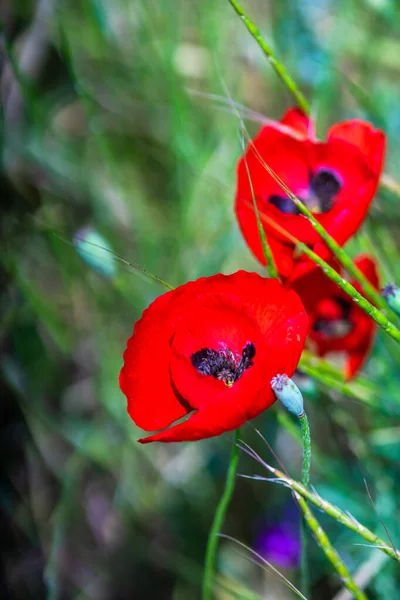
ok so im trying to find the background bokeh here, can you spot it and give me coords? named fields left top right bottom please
left=2, top=0, right=400, bottom=598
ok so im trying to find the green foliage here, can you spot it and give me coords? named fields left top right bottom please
left=2, top=1, right=400, bottom=599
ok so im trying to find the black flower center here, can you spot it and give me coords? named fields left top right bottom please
left=269, top=169, right=341, bottom=215
left=313, top=297, right=353, bottom=338
left=191, top=342, right=256, bottom=387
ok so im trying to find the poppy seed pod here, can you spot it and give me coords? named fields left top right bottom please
left=382, top=283, right=400, bottom=315
left=120, top=271, right=308, bottom=443
left=271, top=374, right=304, bottom=417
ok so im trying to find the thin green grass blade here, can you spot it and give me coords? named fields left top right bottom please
left=242, top=147, right=280, bottom=280
left=252, top=202, right=400, bottom=344
left=219, top=534, right=309, bottom=599
left=226, top=0, right=400, bottom=210
left=226, top=0, right=310, bottom=114
left=245, top=137, right=395, bottom=316
left=218, top=75, right=280, bottom=279
left=255, top=464, right=400, bottom=564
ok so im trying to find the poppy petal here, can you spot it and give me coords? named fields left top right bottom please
left=138, top=403, right=249, bottom=443
left=120, top=273, right=251, bottom=431
left=353, top=254, right=380, bottom=291
left=345, top=353, right=367, bottom=380
left=139, top=308, right=308, bottom=443
left=236, top=134, right=379, bottom=253
left=293, top=254, right=379, bottom=380
left=235, top=196, right=296, bottom=276
left=287, top=242, right=335, bottom=285
left=119, top=291, right=191, bottom=432
left=328, top=120, right=386, bottom=176
left=120, top=273, right=250, bottom=431
left=307, top=139, right=378, bottom=247
left=170, top=295, right=264, bottom=410
left=235, top=110, right=385, bottom=282
left=120, top=272, right=308, bottom=443
left=280, top=107, right=315, bottom=139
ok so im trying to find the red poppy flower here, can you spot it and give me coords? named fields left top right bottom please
left=119, top=271, right=308, bottom=443
left=235, top=107, right=385, bottom=281
left=291, top=255, right=379, bottom=380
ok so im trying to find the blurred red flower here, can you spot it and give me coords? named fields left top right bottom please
left=235, top=108, right=385, bottom=281
left=291, top=255, right=379, bottom=380
left=119, top=271, right=308, bottom=443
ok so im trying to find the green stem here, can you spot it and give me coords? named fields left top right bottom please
left=273, top=176, right=390, bottom=315
left=220, top=4, right=394, bottom=314
left=202, top=429, right=240, bottom=600
left=296, top=241, right=400, bottom=343
left=296, top=495, right=368, bottom=600
left=264, top=464, right=400, bottom=564
left=243, top=153, right=280, bottom=280
left=299, top=412, right=311, bottom=596
left=247, top=143, right=393, bottom=317
left=299, top=413, right=311, bottom=488
left=255, top=204, right=400, bottom=344
left=286, top=196, right=386, bottom=313
left=300, top=518, right=309, bottom=598
left=226, top=0, right=310, bottom=114
left=230, top=84, right=280, bottom=280
left=226, top=0, right=400, bottom=239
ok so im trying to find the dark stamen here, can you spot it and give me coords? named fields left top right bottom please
left=313, top=296, right=353, bottom=338
left=191, top=342, right=256, bottom=387
left=267, top=169, right=341, bottom=215
left=312, top=318, right=353, bottom=338
left=335, top=296, right=352, bottom=321
left=310, top=170, right=341, bottom=213
left=269, top=195, right=301, bottom=215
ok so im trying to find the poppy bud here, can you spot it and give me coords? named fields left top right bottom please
left=382, top=283, right=400, bottom=315
left=74, top=227, right=116, bottom=278
left=271, top=374, right=304, bottom=417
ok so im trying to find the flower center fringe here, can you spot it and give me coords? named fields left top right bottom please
left=313, top=297, right=354, bottom=338
left=191, top=342, right=256, bottom=387
left=269, top=169, right=341, bottom=215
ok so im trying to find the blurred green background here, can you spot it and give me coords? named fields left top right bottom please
left=2, top=0, right=400, bottom=598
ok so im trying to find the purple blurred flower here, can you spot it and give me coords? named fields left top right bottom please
left=254, top=518, right=301, bottom=569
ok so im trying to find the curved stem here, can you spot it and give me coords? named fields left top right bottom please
left=252, top=202, right=400, bottom=344
left=226, top=0, right=400, bottom=311
left=202, top=429, right=240, bottom=600
left=264, top=464, right=400, bottom=564
left=299, top=412, right=311, bottom=596
left=246, top=141, right=392, bottom=317
left=228, top=83, right=280, bottom=280
left=226, top=0, right=310, bottom=114
left=243, top=150, right=280, bottom=280
left=299, top=413, right=311, bottom=489
left=297, top=494, right=368, bottom=600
